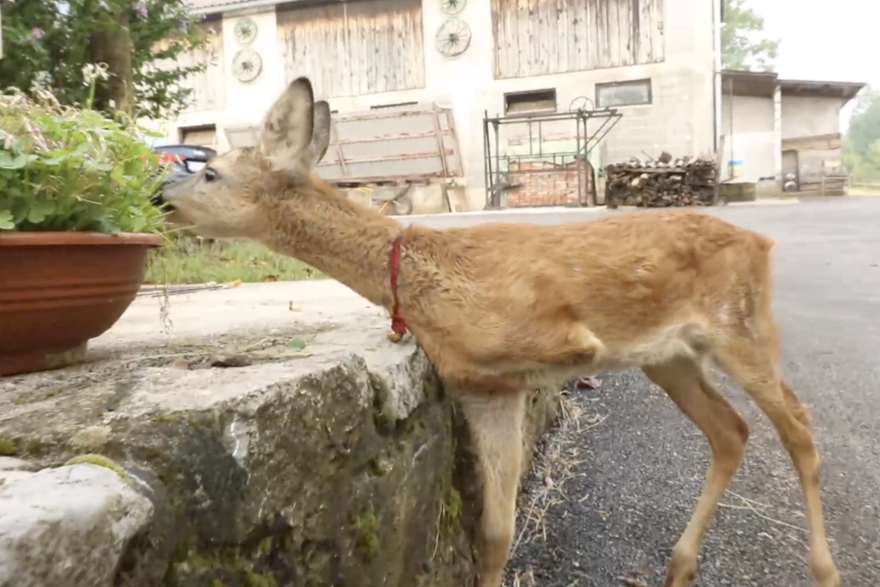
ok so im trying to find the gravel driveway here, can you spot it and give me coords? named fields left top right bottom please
left=411, top=197, right=880, bottom=586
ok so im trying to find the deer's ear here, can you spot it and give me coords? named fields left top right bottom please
left=259, top=77, right=314, bottom=167
left=302, top=100, right=331, bottom=170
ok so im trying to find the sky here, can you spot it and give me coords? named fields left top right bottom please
left=757, top=0, right=874, bottom=125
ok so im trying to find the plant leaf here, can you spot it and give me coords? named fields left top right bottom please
left=0, top=210, right=15, bottom=230
left=0, top=152, right=31, bottom=170
left=26, top=198, right=57, bottom=224
left=40, top=154, right=68, bottom=166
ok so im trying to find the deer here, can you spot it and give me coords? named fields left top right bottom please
left=155, top=77, right=840, bottom=587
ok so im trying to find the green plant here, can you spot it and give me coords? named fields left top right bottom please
left=0, top=68, right=169, bottom=234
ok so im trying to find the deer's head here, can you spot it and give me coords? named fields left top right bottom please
left=156, top=77, right=331, bottom=239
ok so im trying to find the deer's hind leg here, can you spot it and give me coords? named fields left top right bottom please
left=714, top=337, right=839, bottom=587
left=458, top=390, right=527, bottom=587
left=642, top=356, right=750, bottom=587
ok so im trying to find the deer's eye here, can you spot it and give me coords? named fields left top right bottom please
left=204, top=167, right=218, bottom=182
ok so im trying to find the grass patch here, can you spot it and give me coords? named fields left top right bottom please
left=145, top=236, right=326, bottom=285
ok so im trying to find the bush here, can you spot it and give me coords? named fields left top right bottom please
left=0, top=78, right=168, bottom=234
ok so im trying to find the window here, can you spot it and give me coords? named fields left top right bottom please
left=504, top=88, right=557, bottom=114
left=180, top=124, right=217, bottom=148
left=595, top=79, right=652, bottom=108
left=223, top=125, right=259, bottom=150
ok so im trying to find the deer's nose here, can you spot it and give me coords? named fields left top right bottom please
left=151, top=177, right=182, bottom=210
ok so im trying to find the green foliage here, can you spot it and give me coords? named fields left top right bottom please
left=143, top=237, right=324, bottom=284
left=0, top=87, right=169, bottom=234
left=721, top=0, right=780, bottom=71
left=845, top=87, right=880, bottom=156
left=0, top=0, right=210, bottom=118
left=843, top=87, right=880, bottom=183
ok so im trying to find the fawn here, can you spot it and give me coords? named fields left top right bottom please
left=156, top=77, right=840, bottom=587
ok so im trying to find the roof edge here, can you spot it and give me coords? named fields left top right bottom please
left=188, top=0, right=279, bottom=16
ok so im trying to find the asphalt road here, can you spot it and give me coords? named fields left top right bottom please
left=407, top=198, right=880, bottom=586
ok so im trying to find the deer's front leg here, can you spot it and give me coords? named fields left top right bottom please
left=458, top=390, right=527, bottom=587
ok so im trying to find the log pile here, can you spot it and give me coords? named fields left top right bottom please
left=604, top=152, right=718, bottom=208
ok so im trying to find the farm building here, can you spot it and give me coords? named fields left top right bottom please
left=156, top=0, right=862, bottom=211
left=720, top=70, right=865, bottom=195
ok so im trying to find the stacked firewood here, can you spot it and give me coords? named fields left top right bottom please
left=604, top=152, right=718, bottom=208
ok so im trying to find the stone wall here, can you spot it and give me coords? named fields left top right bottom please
left=0, top=335, right=559, bottom=587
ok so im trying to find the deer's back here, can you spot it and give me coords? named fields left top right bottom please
left=403, top=209, right=775, bottom=376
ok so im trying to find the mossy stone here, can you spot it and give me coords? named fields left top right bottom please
left=0, top=437, right=16, bottom=456
left=65, top=454, right=131, bottom=485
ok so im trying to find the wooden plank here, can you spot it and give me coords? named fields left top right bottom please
left=554, top=0, right=568, bottom=75
left=348, top=3, right=367, bottom=95
left=571, top=0, right=588, bottom=71
left=606, top=0, right=620, bottom=68
left=172, top=24, right=225, bottom=113
left=491, top=0, right=506, bottom=78
left=597, top=0, right=609, bottom=68
left=525, top=0, right=536, bottom=76
left=534, top=0, right=551, bottom=75
left=405, top=1, right=425, bottom=90
left=585, top=0, right=597, bottom=69
left=374, top=6, right=390, bottom=94
left=201, top=28, right=225, bottom=112
left=504, top=0, right=516, bottom=78
left=617, top=0, right=639, bottom=65
left=650, top=0, right=665, bottom=62
left=618, top=0, right=632, bottom=66
left=516, top=0, right=530, bottom=78
left=637, top=0, right=652, bottom=62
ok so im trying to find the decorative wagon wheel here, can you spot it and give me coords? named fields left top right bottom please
left=440, top=0, right=466, bottom=16
left=233, top=17, right=258, bottom=45
left=435, top=18, right=471, bottom=57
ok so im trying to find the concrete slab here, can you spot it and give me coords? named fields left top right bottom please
left=2, top=279, right=426, bottom=426
left=114, top=280, right=388, bottom=346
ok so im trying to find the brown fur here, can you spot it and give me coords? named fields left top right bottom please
left=160, top=78, right=840, bottom=587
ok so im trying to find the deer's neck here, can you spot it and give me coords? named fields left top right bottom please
left=260, top=177, right=403, bottom=309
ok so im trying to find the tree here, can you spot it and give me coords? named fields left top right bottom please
left=0, top=0, right=209, bottom=119
left=845, top=87, right=880, bottom=156
left=721, top=0, right=780, bottom=72
left=843, top=87, right=880, bottom=181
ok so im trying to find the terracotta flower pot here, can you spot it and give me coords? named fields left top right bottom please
left=0, top=231, right=163, bottom=377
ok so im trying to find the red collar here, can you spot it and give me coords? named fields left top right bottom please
left=388, top=234, right=407, bottom=337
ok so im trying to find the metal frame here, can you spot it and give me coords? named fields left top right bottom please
left=483, top=107, right=622, bottom=208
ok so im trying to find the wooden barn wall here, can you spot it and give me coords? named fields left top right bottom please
left=491, top=0, right=665, bottom=79
left=177, top=24, right=225, bottom=113
left=278, top=0, right=425, bottom=99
